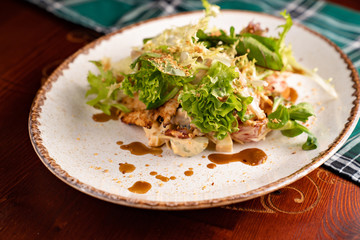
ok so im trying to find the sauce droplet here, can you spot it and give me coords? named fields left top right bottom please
left=120, top=142, right=163, bottom=156
left=92, top=108, right=119, bottom=122
left=292, top=67, right=305, bottom=75
left=119, top=163, right=135, bottom=174
left=207, top=163, right=217, bottom=169
left=289, top=87, right=298, bottom=103
left=184, top=169, right=194, bottom=176
left=128, top=181, right=151, bottom=194
left=150, top=171, right=157, bottom=176
left=170, top=176, right=176, bottom=180
left=208, top=148, right=267, bottom=166
left=116, top=141, right=123, bottom=145
left=156, top=175, right=170, bottom=182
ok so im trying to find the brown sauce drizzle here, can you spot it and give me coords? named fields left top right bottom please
left=207, top=163, right=217, bottom=169
left=156, top=175, right=170, bottom=182
left=116, top=141, right=123, bottom=145
left=120, top=142, right=163, bottom=156
left=128, top=181, right=151, bottom=194
left=92, top=108, right=119, bottom=122
left=208, top=148, right=267, bottom=166
left=150, top=172, right=176, bottom=181
left=119, top=163, right=135, bottom=174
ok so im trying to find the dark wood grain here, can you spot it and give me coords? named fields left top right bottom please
left=1, top=0, right=360, bottom=239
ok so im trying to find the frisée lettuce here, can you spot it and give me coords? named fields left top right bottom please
left=85, top=0, right=329, bottom=157
left=180, top=61, right=252, bottom=140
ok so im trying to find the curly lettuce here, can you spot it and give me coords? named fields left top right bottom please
left=196, top=10, right=293, bottom=71
left=179, top=61, right=252, bottom=140
left=121, top=53, right=193, bottom=109
left=85, top=61, right=129, bottom=115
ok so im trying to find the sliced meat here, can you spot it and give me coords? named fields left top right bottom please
left=120, top=96, right=179, bottom=128
left=155, top=97, right=179, bottom=126
left=264, top=72, right=291, bottom=97
left=121, top=94, right=146, bottom=111
left=240, top=21, right=268, bottom=36
left=121, top=110, right=154, bottom=128
left=231, top=119, right=271, bottom=144
left=165, top=127, right=192, bottom=139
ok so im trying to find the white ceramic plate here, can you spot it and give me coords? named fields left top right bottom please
left=29, top=11, right=360, bottom=209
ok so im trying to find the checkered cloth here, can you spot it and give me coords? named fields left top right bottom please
left=27, top=0, right=360, bottom=184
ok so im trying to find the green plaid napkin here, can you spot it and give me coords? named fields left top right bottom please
left=27, top=0, right=360, bottom=184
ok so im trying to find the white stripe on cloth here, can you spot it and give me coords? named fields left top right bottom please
left=348, top=51, right=360, bottom=63
left=158, top=0, right=183, bottom=16
left=302, top=22, right=354, bottom=45
left=345, top=132, right=360, bottom=142
left=309, top=13, right=360, bottom=33
left=325, top=133, right=360, bottom=165
left=284, top=0, right=308, bottom=14
left=60, top=0, right=95, bottom=5
left=354, top=61, right=360, bottom=69
left=113, top=2, right=158, bottom=26
left=292, top=1, right=325, bottom=22
left=336, top=132, right=360, bottom=154
left=334, top=154, right=360, bottom=169
left=39, top=0, right=108, bottom=32
left=325, top=154, right=360, bottom=183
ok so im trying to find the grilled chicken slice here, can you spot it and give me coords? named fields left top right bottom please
left=120, top=95, right=179, bottom=128
left=231, top=119, right=271, bottom=144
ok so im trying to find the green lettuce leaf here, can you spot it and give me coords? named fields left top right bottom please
left=179, top=61, right=252, bottom=140
left=121, top=54, right=193, bottom=109
left=236, top=33, right=284, bottom=70
left=288, top=102, right=315, bottom=122
left=196, top=27, right=236, bottom=48
left=85, top=61, right=129, bottom=115
left=196, top=10, right=293, bottom=71
left=267, top=101, right=318, bottom=150
left=267, top=104, right=290, bottom=129
left=236, top=10, right=292, bottom=70
left=277, top=10, right=293, bottom=51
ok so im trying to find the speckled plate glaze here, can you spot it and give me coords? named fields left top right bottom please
left=29, top=11, right=360, bottom=210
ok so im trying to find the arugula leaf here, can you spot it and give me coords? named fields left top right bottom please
left=272, top=96, right=284, bottom=112
left=280, top=120, right=306, bottom=137
left=267, top=102, right=318, bottom=150
left=280, top=121, right=318, bottom=150
left=122, top=54, right=193, bottom=109
left=236, top=10, right=292, bottom=70
left=85, top=61, right=129, bottom=115
left=302, top=133, right=318, bottom=150
left=130, top=52, right=162, bottom=69
left=236, top=33, right=284, bottom=70
left=267, top=104, right=289, bottom=129
left=196, top=11, right=294, bottom=71
left=288, top=102, right=314, bottom=122
left=196, top=28, right=237, bottom=48
left=179, top=62, right=252, bottom=140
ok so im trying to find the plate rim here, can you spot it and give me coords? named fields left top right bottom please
left=29, top=10, right=360, bottom=210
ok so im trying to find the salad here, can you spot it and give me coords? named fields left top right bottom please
left=86, top=1, right=335, bottom=157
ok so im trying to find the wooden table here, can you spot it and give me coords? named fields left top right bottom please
left=1, top=0, right=360, bottom=239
